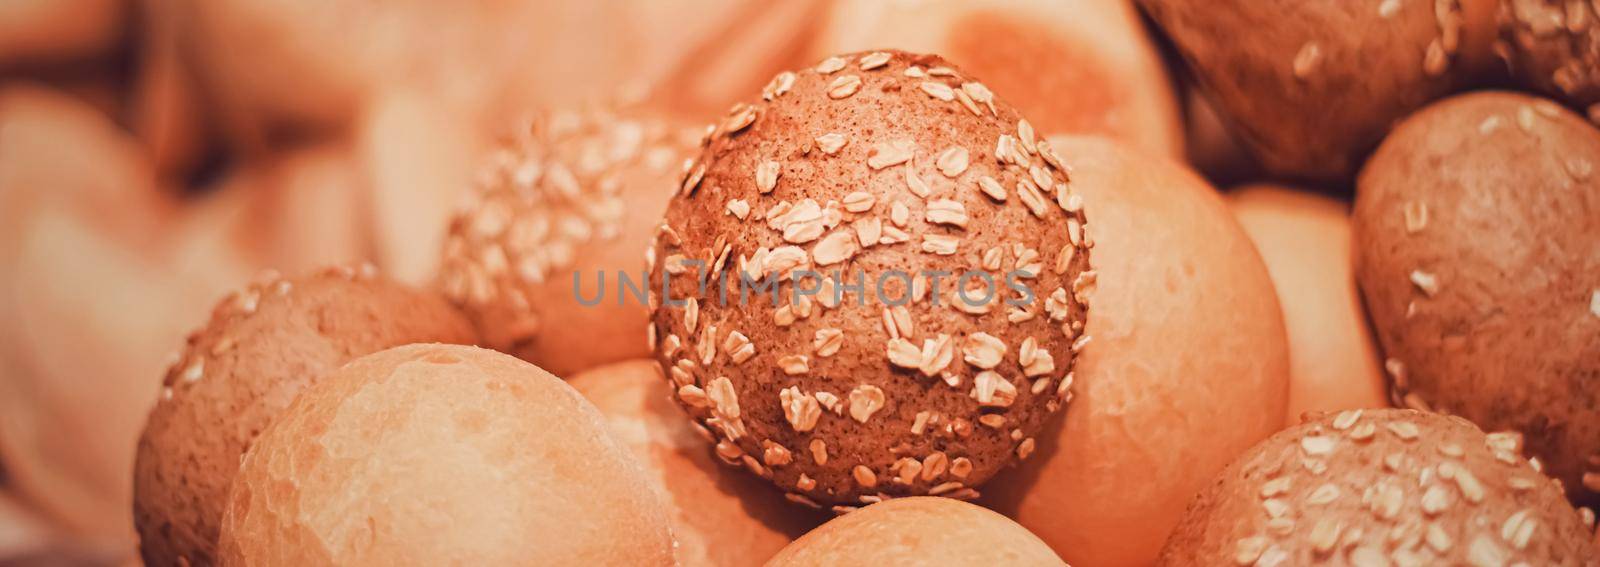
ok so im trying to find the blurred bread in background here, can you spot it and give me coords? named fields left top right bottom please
left=812, top=0, right=1182, bottom=157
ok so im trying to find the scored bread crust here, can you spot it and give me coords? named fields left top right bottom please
left=132, top=266, right=478, bottom=567
left=1353, top=91, right=1600, bottom=508
left=647, top=50, right=1092, bottom=509
left=1159, top=409, right=1598, bottom=566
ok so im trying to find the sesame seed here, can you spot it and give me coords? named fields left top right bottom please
left=1307, top=518, right=1341, bottom=554
left=1307, top=483, right=1341, bottom=505
left=1590, top=289, right=1600, bottom=318
left=1467, top=534, right=1507, bottom=567
left=762, top=71, right=796, bottom=100
left=853, top=465, right=878, bottom=487
left=920, top=81, right=956, bottom=101
left=904, top=66, right=925, bottom=78
left=817, top=133, right=848, bottom=155
left=950, top=457, right=973, bottom=479
left=827, top=75, right=863, bottom=99
left=1410, top=269, right=1441, bottom=296
left=181, top=358, right=205, bottom=383
left=858, top=51, right=892, bottom=70
left=1293, top=42, right=1322, bottom=79
left=722, top=103, right=757, bottom=133
left=1017, top=438, right=1036, bottom=460
left=816, top=56, right=847, bottom=74
left=1301, top=435, right=1337, bottom=455
left=810, top=439, right=828, bottom=465
left=1379, top=0, right=1401, bottom=18
left=1388, top=421, right=1421, bottom=440
left=1234, top=537, right=1269, bottom=565
left=1423, top=39, right=1448, bottom=76
left=936, top=147, right=970, bottom=177
left=1518, top=105, right=1537, bottom=131
left=848, top=384, right=886, bottom=423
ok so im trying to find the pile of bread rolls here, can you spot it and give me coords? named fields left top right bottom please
left=1, top=0, right=1595, bottom=565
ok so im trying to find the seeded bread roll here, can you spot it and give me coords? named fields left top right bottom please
left=216, top=344, right=675, bottom=566
left=1499, top=0, right=1600, bottom=113
left=1160, top=409, right=1598, bottom=566
left=1137, top=0, right=1500, bottom=181
left=570, top=361, right=825, bottom=566
left=767, top=497, right=1066, bottom=566
left=440, top=107, right=699, bottom=377
left=648, top=50, right=1092, bottom=509
left=812, top=0, right=1182, bottom=158
left=1353, top=91, right=1600, bottom=508
left=133, top=267, right=478, bottom=567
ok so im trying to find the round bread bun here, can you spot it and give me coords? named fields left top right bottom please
left=1137, top=0, right=1501, bottom=180
left=133, top=267, right=479, bottom=567
left=440, top=106, right=699, bottom=377
left=215, top=344, right=676, bottom=566
left=983, top=135, right=1290, bottom=567
left=1498, top=0, right=1600, bottom=111
left=1353, top=90, right=1600, bottom=507
left=811, top=0, right=1181, bottom=158
left=570, top=360, right=826, bottom=565
left=648, top=50, right=1092, bottom=509
left=1229, top=185, right=1389, bottom=425
left=1160, top=409, right=1598, bottom=565
left=0, top=0, right=125, bottom=66
left=767, top=497, right=1064, bottom=566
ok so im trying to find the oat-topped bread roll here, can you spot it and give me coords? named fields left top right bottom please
left=1499, top=0, right=1600, bottom=113
left=133, top=266, right=478, bottom=567
left=1160, top=409, right=1598, bottom=566
left=440, top=107, right=700, bottom=377
left=1354, top=91, right=1600, bottom=508
left=647, top=50, right=1093, bottom=510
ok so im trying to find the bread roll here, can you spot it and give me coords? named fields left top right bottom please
left=134, top=268, right=478, bottom=566
left=813, top=0, right=1181, bottom=157
left=216, top=344, right=676, bottom=566
left=649, top=50, right=1092, bottom=508
left=1230, top=185, right=1388, bottom=424
left=1354, top=90, right=1600, bottom=507
left=768, top=497, right=1064, bottom=566
left=984, top=136, right=1290, bottom=567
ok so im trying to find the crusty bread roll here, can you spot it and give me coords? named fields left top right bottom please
left=570, top=360, right=826, bottom=566
left=440, top=106, right=698, bottom=376
left=767, top=497, right=1065, bottom=566
left=1354, top=91, right=1600, bottom=507
left=649, top=50, right=1092, bottom=508
left=134, top=268, right=478, bottom=567
left=812, top=0, right=1181, bottom=158
left=1139, top=0, right=1501, bottom=180
left=1230, top=185, right=1389, bottom=424
left=216, top=344, right=676, bottom=566
left=1160, top=409, right=1598, bottom=566
left=984, top=135, right=1289, bottom=567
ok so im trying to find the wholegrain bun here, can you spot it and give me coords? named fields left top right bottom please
left=570, top=360, right=825, bottom=566
left=1498, top=0, right=1600, bottom=112
left=1160, top=409, right=1598, bottom=565
left=767, top=497, right=1064, bottom=566
left=812, top=0, right=1181, bottom=157
left=1230, top=185, right=1389, bottom=424
left=648, top=50, right=1092, bottom=509
left=1353, top=90, right=1600, bottom=507
left=440, top=106, right=698, bottom=376
left=984, top=136, right=1290, bottom=567
left=133, top=267, right=478, bottom=566
left=1138, top=0, right=1500, bottom=180
left=216, top=344, right=675, bottom=566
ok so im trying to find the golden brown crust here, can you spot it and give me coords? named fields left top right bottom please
left=767, top=497, right=1065, bottom=566
left=647, top=50, right=1092, bottom=508
left=1160, top=409, right=1598, bottom=566
left=1353, top=91, right=1600, bottom=508
left=1138, top=0, right=1495, bottom=181
left=215, top=344, right=676, bottom=566
left=133, top=266, right=478, bottom=567
left=439, top=107, right=700, bottom=377
left=1499, top=0, right=1600, bottom=110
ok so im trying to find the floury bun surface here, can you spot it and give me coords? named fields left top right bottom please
left=647, top=50, right=1093, bottom=509
left=440, top=107, right=701, bottom=376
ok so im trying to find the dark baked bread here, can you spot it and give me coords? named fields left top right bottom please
left=647, top=50, right=1092, bottom=509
